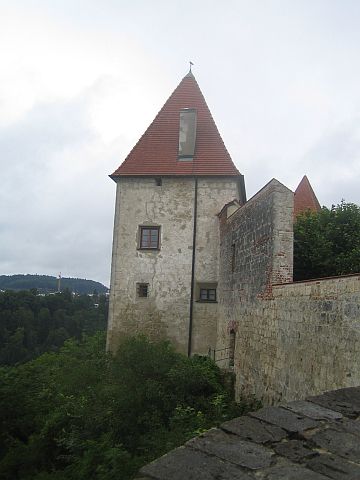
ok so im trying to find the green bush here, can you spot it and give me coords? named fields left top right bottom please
left=294, top=201, right=360, bottom=280
left=0, top=333, right=259, bottom=480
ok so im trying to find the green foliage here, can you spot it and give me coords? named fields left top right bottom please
left=0, top=290, right=108, bottom=365
left=0, top=334, right=259, bottom=480
left=294, top=201, right=360, bottom=280
left=0, top=274, right=108, bottom=294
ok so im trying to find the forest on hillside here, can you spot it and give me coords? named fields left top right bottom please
left=0, top=290, right=107, bottom=365
left=0, top=290, right=260, bottom=479
left=0, top=275, right=109, bottom=294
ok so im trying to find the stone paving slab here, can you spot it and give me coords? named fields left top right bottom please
left=273, top=439, right=318, bottom=462
left=259, top=462, right=330, bottom=479
left=221, top=415, right=287, bottom=444
left=334, top=418, right=360, bottom=437
left=284, top=400, right=344, bottom=421
left=250, top=405, right=319, bottom=433
left=309, top=427, right=360, bottom=462
left=138, top=446, right=254, bottom=480
left=186, top=428, right=274, bottom=470
left=306, top=453, right=360, bottom=480
left=307, top=388, right=360, bottom=419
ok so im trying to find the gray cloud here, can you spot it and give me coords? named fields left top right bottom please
left=0, top=93, right=115, bottom=285
left=300, top=118, right=360, bottom=206
left=1, top=1, right=360, bottom=285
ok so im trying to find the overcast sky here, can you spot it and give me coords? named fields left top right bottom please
left=1, top=0, right=360, bottom=286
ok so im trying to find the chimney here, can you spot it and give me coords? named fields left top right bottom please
left=178, top=108, right=197, bottom=160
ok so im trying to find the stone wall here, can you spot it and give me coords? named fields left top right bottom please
left=136, top=386, right=360, bottom=480
left=218, top=178, right=360, bottom=404
left=237, top=275, right=360, bottom=404
left=192, top=178, right=240, bottom=355
left=216, top=179, right=293, bottom=363
left=107, top=177, right=195, bottom=354
left=107, top=176, right=239, bottom=356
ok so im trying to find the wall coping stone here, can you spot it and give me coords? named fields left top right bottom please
left=135, top=386, right=360, bottom=480
left=273, top=273, right=360, bottom=287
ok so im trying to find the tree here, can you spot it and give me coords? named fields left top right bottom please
left=294, top=201, right=360, bottom=281
left=0, top=334, right=259, bottom=480
left=0, top=291, right=108, bottom=366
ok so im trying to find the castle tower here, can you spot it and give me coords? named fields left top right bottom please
left=107, top=71, right=246, bottom=356
left=294, top=175, right=321, bottom=217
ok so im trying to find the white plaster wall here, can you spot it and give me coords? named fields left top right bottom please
left=107, top=177, right=195, bottom=354
left=192, top=178, right=239, bottom=355
left=107, top=176, right=240, bottom=356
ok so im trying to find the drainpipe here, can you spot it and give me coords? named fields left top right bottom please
left=188, top=176, right=198, bottom=357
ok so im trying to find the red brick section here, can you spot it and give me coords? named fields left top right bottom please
left=294, top=175, right=321, bottom=217
left=111, top=73, right=241, bottom=177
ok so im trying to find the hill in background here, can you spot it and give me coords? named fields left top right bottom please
left=0, top=274, right=109, bottom=294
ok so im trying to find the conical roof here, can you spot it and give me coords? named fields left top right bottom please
left=111, top=73, right=240, bottom=177
left=294, top=175, right=321, bottom=216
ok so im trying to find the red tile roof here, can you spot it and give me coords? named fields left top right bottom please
left=294, top=175, right=321, bottom=216
left=111, top=73, right=240, bottom=177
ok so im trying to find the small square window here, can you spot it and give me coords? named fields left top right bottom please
left=199, top=288, right=217, bottom=302
left=139, top=226, right=160, bottom=249
left=137, top=283, right=149, bottom=298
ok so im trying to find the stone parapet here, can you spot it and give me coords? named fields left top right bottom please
left=135, top=386, right=360, bottom=480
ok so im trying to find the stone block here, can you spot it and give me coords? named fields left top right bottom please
left=284, top=400, right=343, bottom=421
left=273, top=439, right=318, bottom=463
left=186, top=428, right=273, bottom=470
left=139, top=446, right=254, bottom=480
left=310, top=428, right=360, bottom=462
left=262, top=462, right=329, bottom=479
left=250, top=406, right=318, bottom=433
left=221, top=415, right=286, bottom=444
left=335, top=418, right=360, bottom=438
left=306, top=453, right=360, bottom=480
left=307, top=387, right=360, bottom=419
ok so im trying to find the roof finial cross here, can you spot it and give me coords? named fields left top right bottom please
left=189, top=61, right=194, bottom=73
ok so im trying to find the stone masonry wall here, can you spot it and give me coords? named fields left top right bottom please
left=136, top=386, right=360, bottom=480
left=218, top=178, right=360, bottom=405
left=216, top=179, right=293, bottom=362
left=192, top=178, right=240, bottom=355
left=107, top=177, right=195, bottom=355
left=107, top=176, right=239, bottom=356
left=237, top=276, right=360, bottom=404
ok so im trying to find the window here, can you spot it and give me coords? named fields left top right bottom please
left=137, top=283, right=149, bottom=298
left=139, top=226, right=160, bottom=250
left=199, top=288, right=217, bottom=302
left=197, top=282, right=217, bottom=303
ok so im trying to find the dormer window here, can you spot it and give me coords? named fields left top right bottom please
left=178, top=108, right=197, bottom=160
